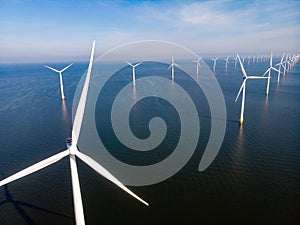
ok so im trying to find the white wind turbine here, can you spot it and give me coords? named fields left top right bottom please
left=211, top=57, right=218, bottom=72
left=0, top=41, right=149, bottom=225
left=247, top=56, right=251, bottom=65
left=235, top=53, right=267, bottom=124
left=234, top=56, right=238, bottom=68
left=44, top=63, right=73, bottom=100
left=192, top=57, right=202, bottom=77
left=285, top=54, right=292, bottom=72
left=241, top=56, right=246, bottom=64
left=275, top=53, right=286, bottom=83
left=125, top=61, right=142, bottom=87
left=169, top=56, right=180, bottom=80
left=262, top=52, right=280, bottom=95
left=224, top=56, right=229, bottom=69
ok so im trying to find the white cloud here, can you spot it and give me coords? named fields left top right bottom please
left=179, top=1, right=231, bottom=25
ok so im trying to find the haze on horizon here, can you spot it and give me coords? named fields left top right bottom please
left=0, top=0, right=299, bottom=63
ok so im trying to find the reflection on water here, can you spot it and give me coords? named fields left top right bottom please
left=61, top=101, right=68, bottom=122
left=132, top=86, right=137, bottom=100
left=234, top=124, right=245, bottom=164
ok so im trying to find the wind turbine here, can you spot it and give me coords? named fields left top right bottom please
left=285, top=54, right=292, bottom=72
left=275, top=53, right=286, bottom=83
left=211, top=57, right=218, bottom=72
left=241, top=56, right=246, bottom=64
left=247, top=56, right=251, bottom=65
left=169, top=56, right=180, bottom=80
left=234, top=56, right=238, bottom=68
left=125, top=61, right=142, bottom=87
left=235, top=53, right=267, bottom=124
left=224, top=56, right=229, bottom=69
left=262, top=52, right=280, bottom=95
left=44, top=63, right=73, bottom=100
left=0, top=41, right=149, bottom=225
left=192, top=57, right=202, bottom=77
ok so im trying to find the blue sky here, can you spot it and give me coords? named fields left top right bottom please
left=0, top=0, right=300, bottom=63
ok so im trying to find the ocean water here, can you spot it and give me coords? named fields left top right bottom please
left=0, top=58, right=299, bottom=225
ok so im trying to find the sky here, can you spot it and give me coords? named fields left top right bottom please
left=0, top=0, right=300, bottom=63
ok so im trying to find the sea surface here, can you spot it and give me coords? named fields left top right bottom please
left=0, top=58, right=299, bottom=225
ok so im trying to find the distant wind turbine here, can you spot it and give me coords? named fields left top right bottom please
left=192, top=57, right=202, bottom=77
left=125, top=61, right=142, bottom=87
left=1, top=41, right=149, bottom=225
left=44, top=63, right=73, bottom=100
left=247, top=56, right=251, bottom=65
left=241, top=56, right=246, bottom=64
left=234, top=56, right=238, bottom=68
left=224, top=56, right=229, bottom=69
left=235, top=53, right=267, bottom=124
left=211, top=57, right=218, bottom=72
left=169, top=56, right=180, bottom=80
left=262, top=52, right=280, bottom=95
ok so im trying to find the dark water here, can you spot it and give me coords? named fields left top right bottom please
left=0, top=59, right=299, bottom=225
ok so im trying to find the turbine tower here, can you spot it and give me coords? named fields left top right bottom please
left=169, top=56, right=179, bottom=80
left=262, top=52, right=280, bottom=95
left=0, top=41, right=149, bottom=225
left=44, top=63, right=73, bottom=100
left=125, top=61, right=142, bottom=87
left=235, top=53, right=267, bottom=124
left=192, top=57, right=202, bottom=77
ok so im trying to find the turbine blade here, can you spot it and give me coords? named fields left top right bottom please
left=174, top=63, right=181, bottom=68
left=125, top=61, right=133, bottom=67
left=72, top=41, right=96, bottom=146
left=44, top=65, right=60, bottom=73
left=235, top=80, right=246, bottom=102
left=248, top=76, right=268, bottom=79
left=280, top=54, right=285, bottom=63
left=236, top=53, right=247, bottom=78
left=76, top=151, right=149, bottom=206
left=271, top=67, right=280, bottom=73
left=133, top=62, right=142, bottom=67
left=262, top=69, right=270, bottom=77
left=60, top=63, right=73, bottom=73
left=0, top=150, right=69, bottom=187
left=168, top=64, right=172, bottom=70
